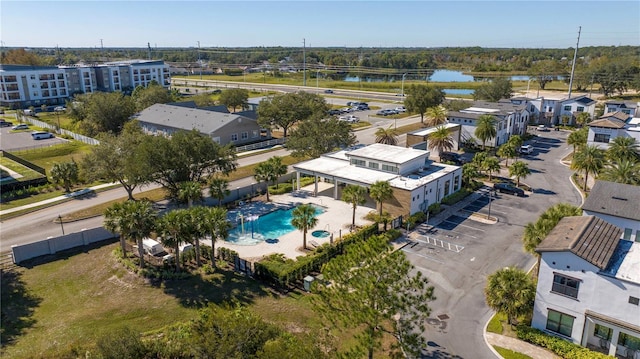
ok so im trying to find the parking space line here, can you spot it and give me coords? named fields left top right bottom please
left=402, top=248, right=445, bottom=264
left=415, top=236, right=464, bottom=253
left=440, top=220, right=485, bottom=232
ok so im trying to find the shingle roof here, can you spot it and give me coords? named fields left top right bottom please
left=536, top=216, right=622, bottom=269
left=582, top=180, right=640, bottom=221
left=136, top=103, right=254, bottom=134
left=600, top=111, right=631, bottom=122
left=588, top=117, right=627, bottom=129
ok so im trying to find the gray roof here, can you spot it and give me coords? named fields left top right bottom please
left=536, top=216, right=622, bottom=270
left=136, top=103, right=256, bottom=134
left=582, top=181, right=640, bottom=221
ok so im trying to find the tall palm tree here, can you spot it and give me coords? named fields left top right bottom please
left=253, top=162, right=271, bottom=202
left=462, top=163, right=479, bottom=188
left=484, top=267, right=535, bottom=326
left=104, top=200, right=157, bottom=268
left=567, top=128, right=587, bottom=155
left=497, top=143, right=516, bottom=167
left=482, top=157, right=501, bottom=181
left=369, top=180, right=393, bottom=218
left=156, top=210, right=186, bottom=272
left=265, top=156, right=288, bottom=189
left=509, top=161, right=531, bottom=187
left=606, top=136, right=639, bottom=163
left=178, top=181, right=203, bottom=208
left=475, top=114, right=497, bottom=150
left=188, top=206, right=211, bottom=267
left=427, top=125, right=454, bottom=158
left=571, top=145, right=605, bottom=191
left=425, top=105, right=448, bottom=127
left=374, top=126, right=399, bottom=145
left=341, top=184, right=368, bottom=230
left=208, top=177, right=230, bottom=206
left=599, top=160, right=640, bottom=185
left=507, top=135, right=523, bottom=150
left=291, top=204, right=318, bottom=250
left=200, top=206, right=230, bottom=268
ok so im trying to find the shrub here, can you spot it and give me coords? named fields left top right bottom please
left=428, top=203, right=442, bottom=215
left=441, top=188, right=472, bottom=206
left=516, top=326, right=611, bottom=359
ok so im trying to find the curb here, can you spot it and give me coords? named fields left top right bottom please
left=484, top=314, right=504, bottom=359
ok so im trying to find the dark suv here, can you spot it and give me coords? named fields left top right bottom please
left=494, top=183, right=525, bottom=197
left=439, top=152, right=465, bottom=165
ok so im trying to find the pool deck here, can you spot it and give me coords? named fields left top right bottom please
left=208, top=182, right=376, bottom=262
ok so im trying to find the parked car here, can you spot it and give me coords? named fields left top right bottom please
left=0, top=120, right=13, bottom=127
left=54, top=106, right=66, bottom=112
left=324, top=89, right=334, bottom=94
left=537, top=125, right=549, bottom=132
left=395, top=106, right=406, bottom=113
left=31, top=131, right=55, bottom=140
left=376, top=110, right=389, bottom=116
left=356, top=104, right=369, bottom=110
left=328, top=109, right=342, bottom=116
left=339, top=115, right=359, bottom=123
left=12, top=124, right=29, bottom=130
left=519, top=144, right=534, bottom=155
left=494, top=183, right=525, bottom=197
left=439, top=152, right=465, bottom=165
left=340, top=107, right=353, bottom=113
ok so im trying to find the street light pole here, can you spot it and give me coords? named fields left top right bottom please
left=55, top=109, right=62, bottom=133
left=487, top=188, right=493, bottom=220
left=58, top=214, right=65, bottom=235
left=401, top=73, right=407, bottom=96
left=197, top=41, right=202, bottom=80
left=316, top=69, right=320, bottom=90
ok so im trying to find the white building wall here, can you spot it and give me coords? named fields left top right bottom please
left=533, top=251, right=640, bottom=345
left=587, top=127, right=640, bottom=149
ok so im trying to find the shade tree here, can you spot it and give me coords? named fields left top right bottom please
left=404, top=84, right=445, bottom=124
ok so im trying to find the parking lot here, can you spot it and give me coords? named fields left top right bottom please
left=0, top=126, right=67, bottom=151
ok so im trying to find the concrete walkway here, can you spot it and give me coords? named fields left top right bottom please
left=485, top=332, right=560, bottom=359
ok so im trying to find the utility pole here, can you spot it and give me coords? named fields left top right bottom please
left=567, top=26, right=581, bottom=99
left=147, top=42, right=151, bottom=60
left=197, top=41, right=202, bottom=80
left=302, top=38, right=306, bottom=86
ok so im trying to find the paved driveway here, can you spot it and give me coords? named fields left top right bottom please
left=0, top=126, right=67, bottom=151
left=404, top=130, right=581, bottom=358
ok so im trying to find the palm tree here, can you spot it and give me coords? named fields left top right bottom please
left=606, top=136, right=639, bottom=163
left=507, top=135, right=523, bottom=150
left=187, top=206, right=212, bottom=267
left=178, top=181, right=203, bottom=208
left=253, top=156, right=287, bottom=202
left=571, top=145, right=605, bottom=191
left=509, top=161, right=531, bottom=187
left=200, top=206, right=230, bottom=268
left=497, top=143, right=516, bottom=167
left=425, top=105, right=448, bottom=127
left=567, top=128, right=587, bottom=155
left=475, top=114, right=497, bottom=150
left=104, top=200, right=157, bottom=268
left=482, top=157, right=501, bottom=181
left=484, top=267, right=535, bottom=326
left=575, top=112, right=591, bottom=127
left=462, top=163, right=479, bottom=188
left=374, top=126, right=399, bottom=145
left=428, top=125, right=454, bottom=158
left=253, top=162, right=271, bottom=201
left=472, top=151, right=488, bottom=174
left=50, top=160, right=79, bottom=193
left=341, top=185, right=368, bottom=230
left=156, top=210, right=185, bottom=272
left=599, top=160, right=640, bottom=185
left=208, top=177, right=230, bottom=206
left=369, top=180, right=393, bottom=218
left=291, top=204, right=318, bottom=250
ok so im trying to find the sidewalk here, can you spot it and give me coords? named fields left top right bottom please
left=0, top=182, right=119, bottom=216
left=485, top=332, right=560, bottom=359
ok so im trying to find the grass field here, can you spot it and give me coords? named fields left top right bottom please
left=1, top=241, right=399, bottom=358
left=13, top=142, right=92, bottom=173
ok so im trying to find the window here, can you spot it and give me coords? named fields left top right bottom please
left=444, top=180, right=450, bottom=196
left=368, top=162, right=379, bottom=170
left=564, top=105, right=572, bottom=111
left=381, top=164, right=398, bottom=173
left=231, top=133, right=238, bottom=141
left=623, top=228, right=632, bottom=240
left=594, top=324, right=612, bottom=340
left=618, top=333, right=640, bottom=350
left=546, top=309, right=574, bottom=337
left=593, top=133, right=611, bottom=143
left=241, top=132, right=248, bottom=140
left=576, top=106, right=584, bottom=112
left=630, top=296, right=640, bottom=305
left=636, top=230, right=640, bottom=242
left=351, top=159, right=366, bottom=167
left=552, top=274, right=580, bottom=298
left=454, top=175, right=460, bottom=191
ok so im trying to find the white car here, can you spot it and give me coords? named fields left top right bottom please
left=395, top=106, right=406, bottom=113
left=339, top=115, right=359, bottom=123
left=32, top=131, right=55, bottom=140
left=12, top=124, right=29, bottom=130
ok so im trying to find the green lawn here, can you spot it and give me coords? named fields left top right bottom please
left=13, top=142, right=92, bottom=173
left=493, top=346, right=533, bottom=359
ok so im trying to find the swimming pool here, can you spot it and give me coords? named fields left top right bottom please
left=226, top=205, right=325, bottom=245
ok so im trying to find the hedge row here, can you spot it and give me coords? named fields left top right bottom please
left=254, top=224, right=379, bottom=288
left=516, top=326, right=612, bottom=359
left=268, top=177, right=316, bottom=195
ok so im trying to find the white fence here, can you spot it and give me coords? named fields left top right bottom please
left=235, top=138, right=285, bottom=152
left=19, top=115, right=100, bottom=146
left=11, top=227, right=116, bottom=264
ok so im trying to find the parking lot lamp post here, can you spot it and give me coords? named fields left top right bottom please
left=487, top=188, right=493, bottom=220
left=58, top=214, right=65, bottom=235
left=401, top=73, right=407, bottom=96
left=55, top=109, right=63, bottom=133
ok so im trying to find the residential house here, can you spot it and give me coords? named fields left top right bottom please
left=586, top=111, right=640, bottom=149
left=446, top=100, right=530, bottom=148
left=556, top=95, right=597, bottom=126
left=604, top=101, right=640, bottom=118
left=405, top=123, right=462, bottom=157
left=532, top=215, right=640, bottom=358
left=582, top=180, right=640, bottom=243
left=293, top=143, right=462, bottom=216
left=135, top=103, right=270, bottom=146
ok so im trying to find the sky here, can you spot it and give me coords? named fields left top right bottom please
left=1, top=1, right=638, bottom=49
